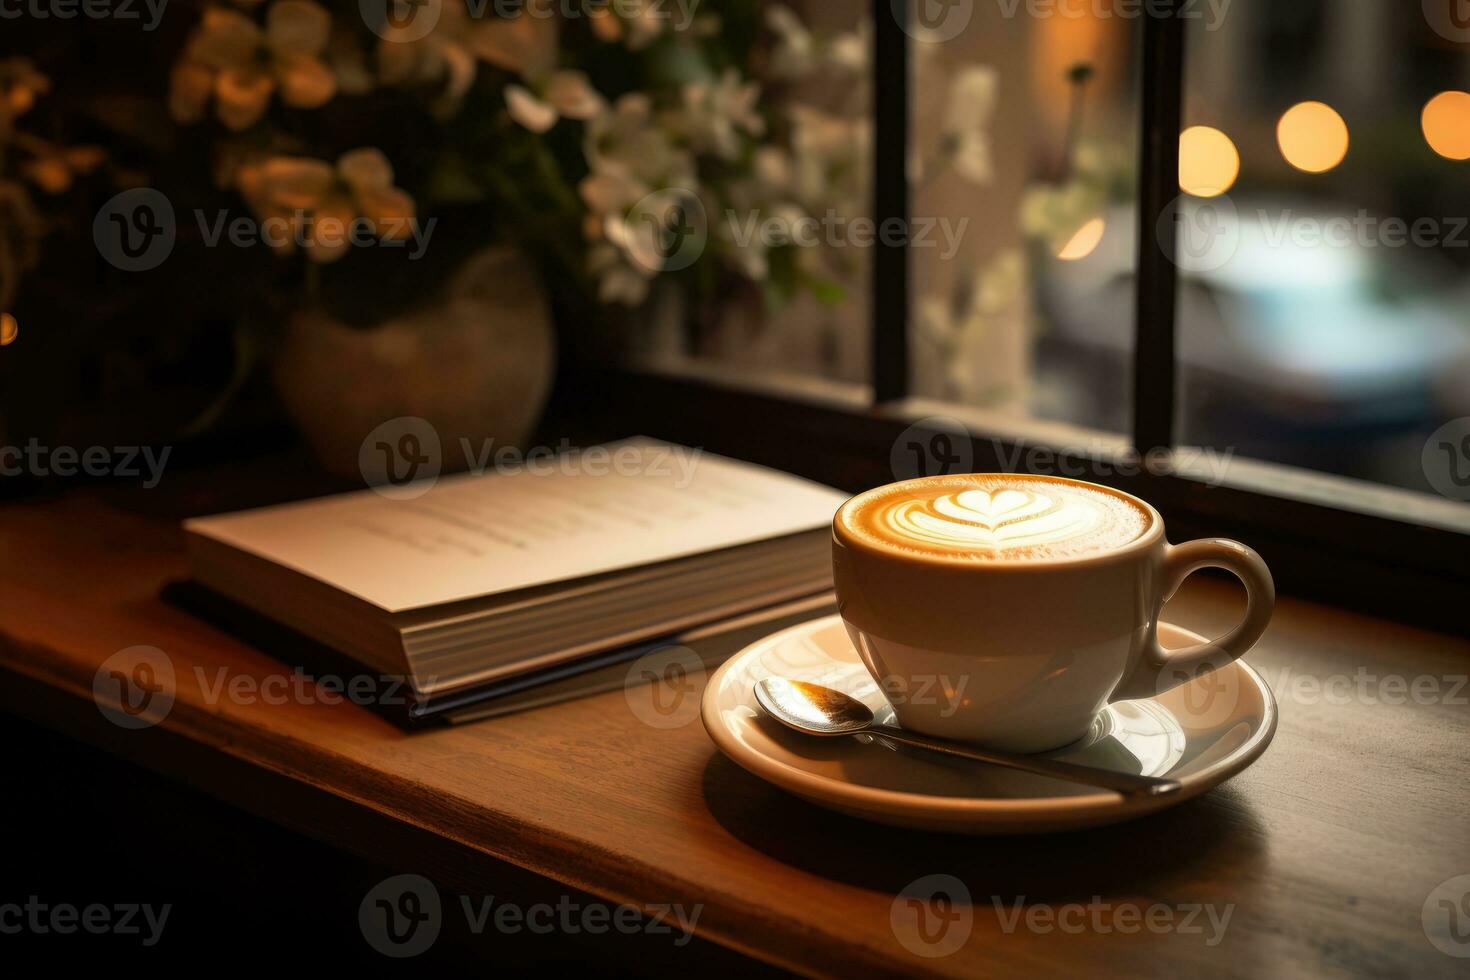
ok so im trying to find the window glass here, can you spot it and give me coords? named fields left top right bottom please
left=1177, top=0, right=1470, bottom=506
left=908, top=2, right=1139, bottom=435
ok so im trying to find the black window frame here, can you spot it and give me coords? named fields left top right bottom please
left=581, top=0, right=1470, bottom=634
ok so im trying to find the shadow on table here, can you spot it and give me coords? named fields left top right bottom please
left=699, top=751, right=1267, bottom=901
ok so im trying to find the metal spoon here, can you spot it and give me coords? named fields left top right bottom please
left=753, top=678, right=1182, bottom=798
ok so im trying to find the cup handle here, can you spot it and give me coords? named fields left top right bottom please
left=1112, top=539, right=1275, bottom=702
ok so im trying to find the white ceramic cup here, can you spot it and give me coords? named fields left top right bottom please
left=832, top=474, right=1275, bottom=753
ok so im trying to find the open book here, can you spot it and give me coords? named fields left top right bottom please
left=184, top=439, right=846, bottom=717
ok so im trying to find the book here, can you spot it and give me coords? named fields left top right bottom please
left=184, top=438, right=846, bottom=716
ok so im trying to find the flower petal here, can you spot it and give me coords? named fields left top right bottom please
left=374, top=35, right=420, bottom=86
left=505, top=84, right=557, bottom=133
left=337, top=147, right=394, bottom=194
left=942, top=66, right=998, bottom=139
left=187, top=9, right=262, bottom=70
left=578, top=172, right=643, bottom=215
left=358, top=187, right=416, bottom=239
left=545, top=70, right=603, bottom=121
left=467, top=13, right=557, bottom=77
left=307, top=194, right=356, bottom=263
left=588, top=8, right=622, bottom=42
left=268, top=0, right=332, bottom=57
left=256, top=155, right=336, bottom=209
left=214, top=67, right=274, bottom=130
left=952, top=134, right=994, bottom=185
left=327, top=29, right=374, bottom=96
left=440, top=42, right=477, bottom=103
left=276, top=54, right=336, bottom=108
left=24, top=157, right=73, bottom=194
left=169, top=61, right=215, bottom=124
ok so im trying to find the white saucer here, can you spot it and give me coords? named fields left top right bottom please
left=701, top=615, right=1276, bottom=834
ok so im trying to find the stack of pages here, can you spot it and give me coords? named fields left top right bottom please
left=184, top=439, right=846, bottom=721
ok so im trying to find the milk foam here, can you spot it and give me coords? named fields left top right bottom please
left=843, top=476, right=1151, bottom=561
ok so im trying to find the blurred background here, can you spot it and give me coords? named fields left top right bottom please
left=2, top=0, right=1468, bottom=498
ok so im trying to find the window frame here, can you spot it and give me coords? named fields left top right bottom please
left=579, top=1, right=1470, bottom=633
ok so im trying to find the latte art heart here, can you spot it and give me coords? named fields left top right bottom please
left=843, top=476, right=1151, bottom=561
left=891, top=488, right=1099, bottom=549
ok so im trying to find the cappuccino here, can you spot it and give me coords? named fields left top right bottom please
left=840, top=474, right=1151, bottom=562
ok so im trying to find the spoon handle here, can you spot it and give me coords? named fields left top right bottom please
left=869, top=727, right=1182, bottom=798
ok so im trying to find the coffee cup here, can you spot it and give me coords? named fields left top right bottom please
left=832, top=473, right=1274, bottom=753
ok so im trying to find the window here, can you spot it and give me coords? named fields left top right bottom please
left=607, top=0, right=1470, bottom=630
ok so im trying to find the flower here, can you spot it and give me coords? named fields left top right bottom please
left=764, top=5, right=816, bottom=79
left=505, top=70, right=603, bottom=133
left=575, top=91, right=706, bottom=305
left=21, top=143, right=105, bottom=194
left=588, top=0, right=666, bottom=50
left=718, top=148, right=803, bottom=283
left=584, top=93, right=693, bottom=188
left=764, top=6, right=866, bottom=81
left=469, top=9, right=559, bottom=76
left=327, top=25, right=374, bottom=97
left=0, top=58, right=49, bottom=128
left=787, top=104, right=869, bottom=215
left=170, top=1, right=337, bottom=131
left=941, top=66, right=998, bottom=185
left=588, top=242, right=653, bottom=305
left=380, top=11, right=599, bottom=132
left=235, top=148, right=415, bottom=263
left=916, top=249, right=1026, bottom=399
left=676, top=69, right=764, bottom=160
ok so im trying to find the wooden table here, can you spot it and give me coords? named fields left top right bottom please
left=2, top=477, right=1468, bottom=976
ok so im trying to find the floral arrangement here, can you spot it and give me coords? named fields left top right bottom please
left=0, top=57, right=105, bottom=343
left=158, top=0, right=874, bottom=317
left=1, top=1, right=884, bottom=346
left=2, top=1, right=1033, bottom=430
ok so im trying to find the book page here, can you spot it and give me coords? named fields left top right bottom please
left=185, top=439, right=847, bottom=612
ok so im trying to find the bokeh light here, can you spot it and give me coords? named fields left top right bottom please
left=0, top=314, right=17, bottom=346
left=1058, top=217, right=1106, bottom=261
left=1277, top=101, right=1350, bottom=173
left=1179, top=126, right=1240, bottom=197
left=1422, top=91, right=1470, bottom=161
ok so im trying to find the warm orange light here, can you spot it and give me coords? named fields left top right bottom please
left=1277, top=101, right=1349, bottom=174
left=1179, top=126, right=1240, bottom=197
left=0, top=313, right=16, bottom=346
left=1058, top=217, right=1106, bottom=261
left=1422, top=91, right=1470, bottom=161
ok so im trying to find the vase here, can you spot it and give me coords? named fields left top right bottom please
left=274, top=247, right=555, bottom=480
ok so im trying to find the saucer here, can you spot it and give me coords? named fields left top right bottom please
left=700, top=615, right=1276, bottom=834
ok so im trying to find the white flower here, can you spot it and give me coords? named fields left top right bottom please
left=765, top=5, right=815, bottom=79
left=917, top=249, right=1026, bottom=398
left=584, top=93, right=693, bottom=187
left=827, top=26, right=868, bottom=74
left=505, top=70, right=603, bottom=133
left=764, top=6, right=867, bottom=80
left=579, top=169, right=646, bottom=220
left=788, top=104, right=869, bottom=214
left=375, top=1, right=479, bottom=106
left=719, top=150, right=805, bottom=285
left=677, top=69, right=764, bottom=160
left=170, top=1, right=337, bottom=131
left=942, top=66, right=998, bottom=185
left=1020, top=179, right=1105, bottom=252
left=589, top=242, right=653, bottom=306
left=378, top=8, right=576, bottom=122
